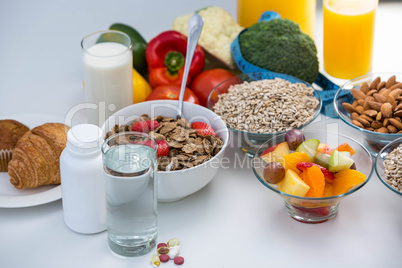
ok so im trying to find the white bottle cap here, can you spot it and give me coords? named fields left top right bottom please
left=67, top=124, right=103, bottom=154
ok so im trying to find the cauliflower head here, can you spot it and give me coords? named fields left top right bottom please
left=172, top=6, right=243, bottom=70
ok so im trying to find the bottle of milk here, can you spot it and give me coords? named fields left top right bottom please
left=60, top=124, right=106, bottom=234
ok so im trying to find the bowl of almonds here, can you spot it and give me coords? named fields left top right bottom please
left=334, top=73, right=402, bottom=155
left=207, top=72, right=322, bottom=157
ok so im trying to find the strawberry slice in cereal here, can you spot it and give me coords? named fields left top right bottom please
left=131, top=120, right=160, bottom=133
left=191, top=122, right=216, bottom=137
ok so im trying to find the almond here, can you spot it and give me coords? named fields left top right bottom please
left=371, top=120, right=383, bottom=129
left=357, top=99, right=365, bottom=106
left=379, top=88, right=391, bottom=97
left=368, top=101, right=382, bottom=111
left=360, top=82, right=370, bottom=94
left=351, top=88, right=366, bottom=100
left=395, top=103, right=402, bottom=111
left=389, top=118, right=402, bottom=130
left=386, top=75, right=396, bottom=88
left=356, top=116, right=370, bottom=127
left=394, top=110, right=402, bottom=117
left=342, top=102, right=355, bottom=113
left=370, top=77, right=381, bottom=89
left=366, top=96, right=375, bottom=102
left=364, top=109, right=378, bottom=118
left=361, top=114, right=374, bottom=122
left=376, top=127, right=389, bottom=133
left=389, top=83, right=402, bottom=91
left=352, top=119, right=364, bottom=128
left=376, top=112, right=383, bottom=121
left=386, top=95, right=397, bottom=109
left=373, top=93, right=386, bottom=103
left=377, top=81, right=386, bottom=90
left=387, top=125, right=398, bottom=133
left=363, top=101, right=371, bottom=110
left=367, top=89, right=378, bottom=96
left=383, top=118, right=390, bottom=127
left=352, top=100, right=358, bottom=107
left=389, top=88, right=402, bottom=99
left=355, top=106, right=365, bottom=115
left=381, top=103, right=393, bottom=118
left=351, top=112, right=359, bottom=121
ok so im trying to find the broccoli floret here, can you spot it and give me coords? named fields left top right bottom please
left=239, top=18, right=319, bottom=84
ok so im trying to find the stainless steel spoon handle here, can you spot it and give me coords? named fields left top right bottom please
left=176, top=14, right=204, bottom=118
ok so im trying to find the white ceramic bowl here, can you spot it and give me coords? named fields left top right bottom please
left=101, top=100, right=229, bottom=202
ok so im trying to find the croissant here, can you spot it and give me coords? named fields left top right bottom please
left=8, top=123, right=70, bottom=189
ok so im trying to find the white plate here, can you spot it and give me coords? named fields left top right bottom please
left=0, top=113, right=67, bottom=208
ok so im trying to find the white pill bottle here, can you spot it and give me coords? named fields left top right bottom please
left=60, top=124, right=106, bottom=234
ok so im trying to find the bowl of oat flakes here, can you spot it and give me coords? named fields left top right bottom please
left=207, top=72, right=322, bottom=157
left=334, top=73, right=402, bottom=156
left=101, top=100, right=229, bottom=202
left=375, top=137, right=402, bottom=197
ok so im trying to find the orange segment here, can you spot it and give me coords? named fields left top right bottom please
left=283, top=152, right=311, bottom=175
left=301, top=165, right=325, bottom=198
left=332, top=169, right=366, bottom=195
left=323, top=183, right=334, bottom=197
left=336, top=143, right=356, bottom=156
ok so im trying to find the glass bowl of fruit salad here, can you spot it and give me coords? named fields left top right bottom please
left=334, top=73, right=402, bottom=156
left=252, top=129, right=373, bottom=223
left=207, top=72, right=322, bottom=157
left=375, top=137, right=402, bottom=197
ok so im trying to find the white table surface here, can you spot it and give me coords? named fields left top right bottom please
left=1, top=1, right=402, bottom=267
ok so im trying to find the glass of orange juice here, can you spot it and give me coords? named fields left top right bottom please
left=323, top=0, right=378, bottom=79
left=237, top=0, right=317, bottom=38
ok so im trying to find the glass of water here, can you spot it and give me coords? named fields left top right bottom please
left=101, top=131, right=158, bottom=257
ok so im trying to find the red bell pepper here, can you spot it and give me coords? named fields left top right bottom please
left=146, top=30, right=205, bottom=88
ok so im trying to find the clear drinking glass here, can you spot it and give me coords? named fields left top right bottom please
left=81, top=30, right=133, bottom=127
left=237, top=0, right=317, bottom=38
left=323, top=0, right=378, bottom=79
left=101, top=132, right=158, bottom=257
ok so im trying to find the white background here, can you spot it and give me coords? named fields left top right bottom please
left=0, top=1, right=402, bottom=267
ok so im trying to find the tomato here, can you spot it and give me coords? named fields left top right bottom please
left=190, top=68, right=236, bottom=107
left=145, top=84, right=200, bottom=104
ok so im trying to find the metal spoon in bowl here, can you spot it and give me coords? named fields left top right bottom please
left=176, top=14, right=204, bottom=119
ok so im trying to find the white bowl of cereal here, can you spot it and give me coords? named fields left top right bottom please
left=375, top=137, right=402, bottom=197
left=207, top=72, right=322, bottom=157
left=101, top=100, right=229, bottom=202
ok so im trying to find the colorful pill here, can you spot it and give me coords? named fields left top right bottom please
left=157, top=243, right=167, bottom=249
left=168, top=245, right=180, bottom=259
left=174, top=256, right=184, bottom=265
left=167, top=238, right=180, bottom=248
left=151, top=254, right=160, bottom=267
left=159, top=254, right=169, bottom=263
left=157, top=246, right=170, bottom=255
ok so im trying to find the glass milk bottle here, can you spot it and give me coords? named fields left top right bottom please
left=81, top=30, right=133, bottom=126
left=60, top=124, right=106, bottom=234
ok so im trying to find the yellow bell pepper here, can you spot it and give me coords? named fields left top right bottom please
left=132, top=68, right=152, bottom=103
